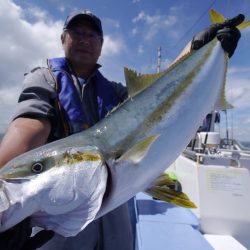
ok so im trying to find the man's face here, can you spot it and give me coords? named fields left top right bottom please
left=61, top=21, right=103, bottom=69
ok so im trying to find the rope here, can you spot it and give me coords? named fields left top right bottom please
left=168, top=0, right=217, bottom=53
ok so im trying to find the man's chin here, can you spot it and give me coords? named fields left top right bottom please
left=69, top=58, right=96, bottom=71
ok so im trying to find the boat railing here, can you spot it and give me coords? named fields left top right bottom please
left=183, top=147, right=250, bottom=169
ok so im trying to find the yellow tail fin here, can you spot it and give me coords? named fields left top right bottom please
left=210, top=9, right=225, bottom=23
left=210, top=9, right=250, bottom=30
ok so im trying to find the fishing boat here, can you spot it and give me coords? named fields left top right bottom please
left=133, top=110, right=250, bottom=250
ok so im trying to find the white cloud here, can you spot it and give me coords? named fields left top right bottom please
left=102, top=35, right=125, bottom=57
left=161, top=58, right=171, bottom=70
left=132, top=11, right=178, bottom=40
left=25, top=5, right=48, bottom=21
left=228, top=66, right=250, bottom=75
left=0, top=0, right=64, bottom=132
left=226, top=68, right=250, bottom=109
left=58, top=5, right=66, bottom=13
left=138, top=45, right=144, bottom=53
left=0, top=86, right=20, bottom=133
left=231, top=123, right=250, bottom=142
left=244, top=117, right=250, bottom=125
left=131, top=27, right=138, bottom=36
left=0, top=0, right=63, bottom=88
left=104, top=18, right=120, bottom=29
left=224, top=65, right=250, bottom=141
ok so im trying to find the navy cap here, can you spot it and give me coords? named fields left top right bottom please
left=63, top=10, right=103, bottom=37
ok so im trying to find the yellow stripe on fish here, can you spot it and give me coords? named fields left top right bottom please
left=64, top=152, right=102, bottom=165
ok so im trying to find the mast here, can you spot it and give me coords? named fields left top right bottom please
left=157, top=46, right=162, bottom=73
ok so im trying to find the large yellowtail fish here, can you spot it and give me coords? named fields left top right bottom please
left=0, top=10, right=249, bottom=237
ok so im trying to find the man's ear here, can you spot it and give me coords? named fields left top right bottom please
left=61, top=33, right=65, bottom=45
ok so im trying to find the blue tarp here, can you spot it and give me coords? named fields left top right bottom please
left=134, top=193, right=214, bottom=250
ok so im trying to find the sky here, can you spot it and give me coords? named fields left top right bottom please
left=0, top=0, right=250, bottom=142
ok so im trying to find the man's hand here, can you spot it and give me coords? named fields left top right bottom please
left=0, top=218, right=54, bottom=250
left=191, top=14, right=245, bottom=57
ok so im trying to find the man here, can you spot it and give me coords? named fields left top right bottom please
left=0, top=9, right=242, bottom=250
left=0, top=10, right=133, bottom=250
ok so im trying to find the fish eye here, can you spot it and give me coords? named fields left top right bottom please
left=31, top=162, right=44, bottom=173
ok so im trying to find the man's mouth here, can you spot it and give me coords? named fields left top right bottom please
left=76, top=48, right=92, bottom=54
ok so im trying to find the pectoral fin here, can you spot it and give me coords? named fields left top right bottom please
left=146, top=186, right=197, bottom=208
left=154, top=172, right=177, bottom=186
left=117, top=134, right=159, bottom=164
left=146, top=172, right=196, bottom=208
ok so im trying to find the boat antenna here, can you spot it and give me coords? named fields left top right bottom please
left=224, top=109, right=229, bottom=145
left=231, top=109, right=234, bottom=144
left=157, top=46, right=162, bottom=73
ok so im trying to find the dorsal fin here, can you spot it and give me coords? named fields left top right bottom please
left=124, top=67, right=165, bottom=97
left=124, top=49, right=193, bottom=97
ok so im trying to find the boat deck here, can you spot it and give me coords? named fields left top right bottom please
left=133, top=193, right=247, bottom=250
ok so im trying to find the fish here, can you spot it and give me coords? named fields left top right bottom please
left=0, top=9, right=249, bottom=237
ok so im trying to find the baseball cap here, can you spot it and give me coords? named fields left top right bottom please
left=63, top=10, right=103, bottom=37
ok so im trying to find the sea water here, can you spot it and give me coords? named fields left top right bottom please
left=241, top=141, right=250, bottom=149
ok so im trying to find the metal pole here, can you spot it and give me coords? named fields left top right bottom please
left=157, top=46, right=162, bottom=73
